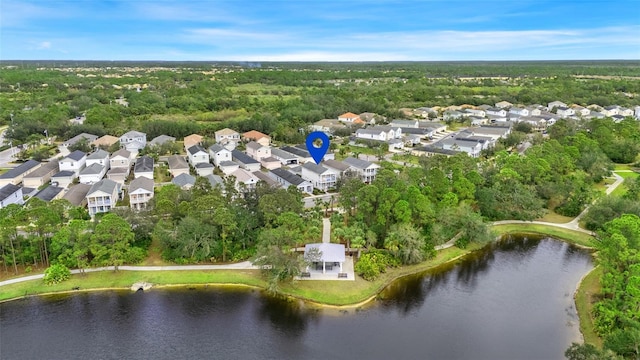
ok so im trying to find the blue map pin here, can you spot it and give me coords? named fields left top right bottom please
left=305, top=131, right=330, bottom=164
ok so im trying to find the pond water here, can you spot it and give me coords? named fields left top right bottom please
left=0, top=236, right=593, bottom=360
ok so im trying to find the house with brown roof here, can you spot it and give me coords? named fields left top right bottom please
left=183, top=134, right=203, bottom=150
left=242, top=130, right=271, bottom=147
left=92, top=135, right=119, bottom=149
left=214, top=128, right=240, bottom=144
left=338, top=112, right=364, bottom=124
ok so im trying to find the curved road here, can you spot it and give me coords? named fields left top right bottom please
left=0, top=171, right=630, bottom=287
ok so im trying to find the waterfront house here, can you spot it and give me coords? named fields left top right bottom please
left=86, top=179, right=121, bottom=216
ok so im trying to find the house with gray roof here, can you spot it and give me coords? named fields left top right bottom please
left=246, top=141, right=271, bottom=161
left=79, top=163, right=107, bottom=184
left=268, top=168, right=313, bottom=194
left=149, top=135, right=176, bottom=147
left=390, top=119, right=419, bottom=128
left=231, top=150, right=261, bottom=172
left=195, top=162, right=214, bottom=176
left=209, top=144, right=232, bottom=167
left=86, top=179, right=121, bottom=216
left=23, top=160, right=59, bottom=188
left=187, top=145, right=209, bottom=166
left=0, top=160, right=41, bottom=187
left=301, top=162, right=337, bottom=192
left=323, top=159, right=353, bottom=178
left=0, top=184, right=24, bottom=208
left=86, top=149, right=110, bottom=169
left=252, top=171, right=279, bottom=188
left=62, top=133, right=98, bottom=148
left=172, top=173, right=196, bottom=190
left=342, top=157, right=380, bottom=183
left=270, top=148, right=300, bottom=165
left=59, top=150, right=87, bottom=176
left=281, top=146, right=312, bottom=163
left=205, top=174, right=224, bottom=189
left=51, top=170, right=76, bottom=188
left=219, top=161, right=240, bottom=175
left=129, top=176, right=154, bottom=211
left=34, top=185, right=64, bottom=202
left=411, top=146, right=457, bottom=157
left=167, top=155, right=189, bottom=177
left=119, top=130, right=147, bottom=154
left=134, top=156, right=154, bottom=179
left=109, top=149, right=132, bottom=169
left=106, top=167, right=129, bottom=185
left=62, top=183, right=91, bottom=207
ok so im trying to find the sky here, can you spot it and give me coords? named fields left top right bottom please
left=1, top=0, right=639, bottom=61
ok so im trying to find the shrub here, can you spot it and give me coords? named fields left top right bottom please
left=354, top=250, right=399, bottom=281
left=43, top=264, right=71, bottom=285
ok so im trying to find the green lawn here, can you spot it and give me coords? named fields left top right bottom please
left=575, top=266, right=603, bottom=348
left=610, top=171, right=639, bottom=197
left=491, top=223, right=596, bottom=248
left=535, top=210, right=574, bottom=224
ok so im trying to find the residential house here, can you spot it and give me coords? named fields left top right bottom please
left=509, top=107, right=529, bottom=117
left=119, top=130, right=147, bottom=154
left=34, top=185, right=64, bottom=202
left=252, top=171, right=279, bottom=188
left=187, top=145, right=209, bottom=166
left=342, top=157, right=380, bottom=183
left=414, top=107, right=437, bottom=118
left=229, top=168, right=259, bottom=192
left=418, top=121, right=447, bottom=133
left=59, top=150, right=87, bottom=176
left=281, top=146, right=313, bottom=163
left=464, top=109, right=487, bottom=117
left=390, top=119, right=419, bottom=128
left=270, top=148, right=300, bottom=165
left=323, top=159, right=353, bottom=178
left=268, top=168, right=313, bottom=194
left=172, top=173, right=196, bottom=190
left=260, top=157, right=282, bottom=170
left=556, top=106, right=575, bottom=118
left=612, top=115, right=626, bottom=123
left=50, top=170, right=76, bottom=188
left=548, top=101, right=567, bottom=110
left=194, top=162, right=214, bottom=176
left=129, top=176, right=154, bottom=211
left=23, top=160, right=59, bottom=188
left=62, top=133, right=98, bottom=148
left=470, top=116, right=488, bottom=126
left=443, top=110, right=465, bottom=121
left=86, top=179, right=121, bottom=216
left=183, top=134, right=203, bottom=150
left=359, top=112, right=380, bottom=124
left=571, top=105, right=591, bottom=117
left=411, top=146, right=457, bottom=158
left=301, top=162, right=337, bottom=192
left=242, top=130, right=271, bottom=147
left=79, top=163, right=107, bottom=184
left=525, top=106, right=542, bottom=116
left=246, top=141, right=271, bottom=161
left=92, top=135, right=119, bottom=149
left=439, top=138, right=483, bottom=158
left=468, top=125, right=512, bottom=140
left=309, top=119, right=348, bottom=134
left=62, top=183, right=91, bottom=207
left=619, top=107, right=634, bottom=117
left=0, top=184, right=24, bottom=208
left=214, top=128, right=240, bottom=144
left=404, top=134, right=423, bottom=146
left=109, top=149, right=132, bottom=169
left=231, top=150, right=261, bottom=172
left=106, top=167, right=129, bottom=185
left=86, top=149, right=110, bottom=169
left=219, top=161, right=240, bottom=175
left=355, top=128, right=387, bottom=141
left=338, top=112, right=364, bottom=124
left=134, top=156, right=154, bottom=179
left=401, top=127, right=436, bottom=139
left=486, top=107, right=507, bottom=117
left=149, top=135, right=176, bottom=147
left=635, top=106, right=640, bottom=120
left=167, top=155, right=189, bottom=177
left=602, top=106, right=620, bottom=117
left=495, top=101, right=513, bottom=109
left=388, top=139, right=404, bottom=150
left=205, top=174, right=224, bottom=189
left=208, top=144, right=232, bottom=167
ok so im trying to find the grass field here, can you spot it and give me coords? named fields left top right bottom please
left=575, top=266, right=603, bottom=347
left=491, top=223, right=596, bottom=248
left=535, top=210, right=574, bottom=224
left=610, top=171, right=639, bottom=197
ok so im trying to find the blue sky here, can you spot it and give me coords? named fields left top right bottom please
left=1, top=0, right=639, bottom=61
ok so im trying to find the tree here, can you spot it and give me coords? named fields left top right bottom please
left=90, top=213, right=135, bottom=270
left=43, top=264, right=71, bottom=285
left=384, top=223, right=429, bottom=265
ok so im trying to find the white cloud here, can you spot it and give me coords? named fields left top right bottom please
left=37, top=41, right=52, bottom=49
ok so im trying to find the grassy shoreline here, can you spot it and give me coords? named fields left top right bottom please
left=0, top=223, right=602, bottom=344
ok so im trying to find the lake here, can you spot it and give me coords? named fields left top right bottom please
left=0, top=236, right=593, bottom=360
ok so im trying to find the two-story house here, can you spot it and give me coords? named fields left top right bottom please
left=0, top=160, right=41, bottom=187
left=209, top=144, right=232, bottom=167
left=86, top=179, right=121, bottom=216
left=556, top=106, right=576, bottom=118
left=168, top=155, right=189, bottom=177
left=342, top=157, right=381, bottom=183
left=245, top=141, right=271, bottom=161
left=109, top=149, right=132, bottom=169
left=242, top=130, right=271, bottom=147
left=229, top=168, right=259, bottom=192
left=119, top=131, right=147, bottom=154
left=134, top=156, right=154, bottom=179
left=187, top=145, right=209, bottom=166
left=129, top=176, right=154, bottom=211
left=86, top=149, right=110, bottom=169
left=231, top=150, right=261, bottom=172
left=183, top=134, right=203, bottom=151
left=59, top=150, right=87, bottom=176
left=338, top=112, right=364, bottom=124
left=301, top=162, right=337, bottom=192
left=79, top=163, right=107, bottom=184
left=0, top=184, right=24, bottom=208
left=268, top=168, right=313, bottom=194
left=214, top=128, right=240, bottom=144
left=62, top=133, right=98, bottom=148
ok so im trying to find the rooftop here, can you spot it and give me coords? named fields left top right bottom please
left=64, top=150, right=87, bottom=162
left=87, top=178, right=119, bottom=196
left=231, top=150, right=260, bottom=164
left=172, top=173, right=196, bottom=188
left=134, top=156, right=154, bottom=173
left=168, top=155, right=188, bottom=169
left=270, top=168, right=307, bottom=186
left=62, top=184, right=91, bottom=206
left=86, top=149, right=110, bottom=160
left=129, top=176, right=154, bottom=192
left=343, top=157, right=377, bottom=170
left=0, top=184, right=22, bottom=201
left=0, top=160, right=40, bottom=179
left=34, top=186, right=64, bottom=202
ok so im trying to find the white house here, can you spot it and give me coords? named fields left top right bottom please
left=495, top=101, right=513, bottom=109
left=440, top=138, right=483, bottom=158
left=231, top=150, right=261, bottom=172
left=0, top=184, right=24, bottom=208
left=338, top=112, right=363, bottom=124
left=556, top=106, right=575, bottom=118
left=129, top=176, right=154, bottom=211
left=525, top=106, right=542, bottom=116
left=486, top=107, right=507, bottom=117
left=109, top=149, right=132, bottom=169
left=214, top=128, right=240, bottom=144
left=119, top=131, right=147, bottom=154
left=322, top=160, right=353, bottom=178
left=246, top=141, right=271, bottom=161
left=187, top=145, right=209, bottom=166
left=62, top=133, right=98, bottom=148
left=571, top=105, right=591, bottom=117
left=194, top=163, right=215, bottom=177
left=268, top=168, right=313, bottom=194
left=356, top=128, right=387, bottom=141
left=389, top=119, right=419, bottom=128
left=229, top=168, right=259, bottom=192
left=59, top=150, right=87, bottom=176
left=86, top=149, right=110, bottom=169
left=301, top=162, right=337, bottom=192
left=86, top=179, right=121, bottom=217
left=79, top=163, right=107, bottom=184
left=134, top=156, right=154, bottom=180
left=548, top=101, right=567, bottom=110
left=50, top=170, right=77, bottom=188
left=509, top=107, right=529, bottom=117
left=209, top=144, right=232, bottom=167
left=219, top=161, right=240, bottom=175
left=464, top=109, right=487, bottom=117
left=342, top=157, right=380, bottom=183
